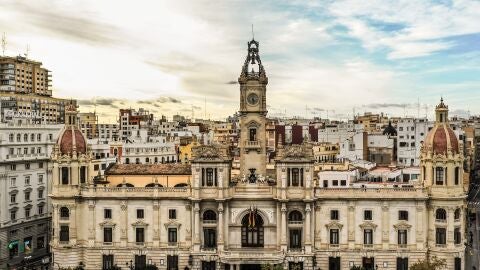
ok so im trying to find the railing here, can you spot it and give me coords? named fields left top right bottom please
left=287, top=221, right=303, bottom=225
left=316, top=187, right=427, bottom=199
left=245, top=141, right=261, bottom=148
left=5, top=153, right=48, bottom=160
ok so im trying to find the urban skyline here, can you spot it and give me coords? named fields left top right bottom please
left=1, top=0, right=479, bottom=122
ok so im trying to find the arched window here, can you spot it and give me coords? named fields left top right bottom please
left=241, top=212, right=264, bottom=247
left=135, top=158, right=140, bottom=164
left=454, top=167, right=460, bottom=185
left=435, top=167, right=444, bottom=185
left=174, top=183, right=188, bottom=188
left=146, top=183, right=163, bottom=188
left=154, top=157, right=158, bottom=163
left=60, top=207, right=69, bottom=219
left=288, top=210, right=303, bottom=223
left=117, top=183, right=134, bottom=187
left=436, top=208, right=447, bottom=221
left=454, top=208, right=461, bottom=220
left=203, top=210, right=217, bottom=222
left=125, top=158, right=130, bottom=164
left=146, top=157, right=150, bottom=163
left=249, top=128, right=257, bottom=141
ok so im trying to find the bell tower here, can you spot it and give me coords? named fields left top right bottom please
left=238, top=39, right=268, bottom=178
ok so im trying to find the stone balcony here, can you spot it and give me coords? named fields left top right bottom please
left=315, top=187, right=428, bottom=200
left=51, top=186, right=191, bottom=199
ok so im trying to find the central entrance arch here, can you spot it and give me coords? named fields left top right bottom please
left=241, top=212, right=264, bottom=247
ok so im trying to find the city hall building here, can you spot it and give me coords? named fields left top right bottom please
left=50, top=40, right=466, bottom=270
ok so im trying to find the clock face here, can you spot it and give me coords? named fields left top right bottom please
left=247, top=93, right=259, bottom=105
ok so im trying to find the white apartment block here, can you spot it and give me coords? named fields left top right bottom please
left=0, top=120, right=62, bottom=269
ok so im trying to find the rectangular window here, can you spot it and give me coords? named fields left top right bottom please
left=435, top=167, right=444, bottom=185
left=61, top=167, right=69, bottom=185
left=60, top=225, right=69, bottom=242
left=10, top=194, right=16, bottom=203
left=436, top=228, right=446, bottom=245
left=330, top=210, right=339, bottom=220
left=25, top=176, right=30, bottom=185
left=168, top=228, right=178, bottom=243
left=103, top=227, right=113, bottom=243
left=38, top=189, right=44, bottom=199
left=454, top=227, right=461, bottom=244
left=167, top=255, right=179, bottom=270
left=169, top=209, right=177, bottom=219
left=25, top=191, right=30, bottom=201
left=104, top=209, right=112, bottom=219
left=340, top=180, right=346, bottom=186
left=102, top=255, right=114, bottom=269
left=135, top=228, right=144, bottom=243
left=136, top=209, right=144, bottom=219
left=332, top=180, right=338, bottom=186
left=364, top=229, right=373, bottom=245
left=38, top=162, right=43, bottom=169
left=364, top=210, right=372, bottom=220
left=330, top=229, right=339, bottom=244
left=398, top=210, right=409, bottom=221
left=203, top=228, right=216, bottom=248
left=25, top=163, right=30, bottom=169
left=10, top=177, right=16, bottom=186
left=38, top=205, right=44, bottom=215
left=398, top=230, right=407, bottom=245
left=289, top=229, right=302, bottom=248
left=36, top=236, right=45, bottom=249
left=25, top=208, right=30, bottom=218
left=10, top=210, right=16, bottom=220
left=454, top=258, right=461, bottom=270
left=80, top=166, right=86, bottom=184
left=38, top=174, right=44, bottom=184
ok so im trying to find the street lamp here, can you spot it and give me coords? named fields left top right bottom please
left=126, top=259, right=134, bottom=270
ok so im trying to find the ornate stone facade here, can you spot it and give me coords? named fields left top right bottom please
left=50, top=41, right=467, bottom=270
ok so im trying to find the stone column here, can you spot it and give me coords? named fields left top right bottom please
left=347, top=202, right=355, bottom=249
left=52, top=205, right=59, bottom=244
left=153, top=201, right=160, bottom=247
left=224, top=203, right=229, bottom=248
left=70, top=205, right=77, bottom=243
left=194, top=202, right=200, bottom=251
left=305, top=203, right=312, bottom=252
left=52, top=163, right=59, bottom=185
left=447, top=207, right=454, bottom=248
left=218, top=202, right=224, bottom=250
left=416, top=204, right=425, bottom=249
left=88, top=201, right=96, bottom=246
left=381, top=203, right=389, bottom=249
left=281, top=203, right=287, bottom=248
left=427, top=205, right=434, bottom=247
left=120, top=201, right=128, bottom=246
left=314, top=202, right=321, bottom=249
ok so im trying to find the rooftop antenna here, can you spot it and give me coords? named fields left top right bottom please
left=24, top=44, right=30, bottom=59
left=1, top=32, right=6, bottom=56
left=251, top=24, right=255, bottom=40
left=204, top=97, right=206, bottom=119
left=417, top=97, right=420, bottom=119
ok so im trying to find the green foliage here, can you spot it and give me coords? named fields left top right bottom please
left=410, top=257, right=447, bottom=270
left=261, top=264, right=284, bottom=270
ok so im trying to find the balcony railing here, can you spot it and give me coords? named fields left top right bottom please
left=245, top=141, right=261, bottom=148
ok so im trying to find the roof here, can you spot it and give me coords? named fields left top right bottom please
left=58, top=127, right=87, bottom=155
left=106, top=163, right=192, bottom=175
left=425, top=124, right=459, bottom=155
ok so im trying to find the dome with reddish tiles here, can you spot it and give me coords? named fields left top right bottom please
left=57, top=127, right=87, bottom=155
left=423, top=98, right=459, bottom=156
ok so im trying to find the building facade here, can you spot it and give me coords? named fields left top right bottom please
left=50, top=41, right=467, bottom=270
left=0, top=119, right=62, bottom=269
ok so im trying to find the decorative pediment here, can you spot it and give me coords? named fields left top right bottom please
left=247, top=120, right=260, bottom=128
left=131, top=220, right=149, bottom=227
left=276, top=144, right=314, bottom=162
left=325, top=221, right=343, bottom=230
left=359, top=221, right=378, bottom=230
left=393, top=221, right=412, bottom=231
left=192, top=145, right=230, bottom=162
left=164, top=220, right=182, bottom=229
left=99, top=220, right=117, bottom=228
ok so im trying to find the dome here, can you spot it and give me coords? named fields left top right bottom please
left=423, top=98, right=459, bottom=155
left=382, top=121, right=397, bottom=136
left=424, top=124, right=459, bottom=155
left=58, top=126, right=87, bottom=155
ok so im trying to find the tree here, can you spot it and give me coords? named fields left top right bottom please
left=410, top=257, right=447, bottom=270
left=349, top=266, right=365, bottom=270
left=261, top=264, right=284, bottom=270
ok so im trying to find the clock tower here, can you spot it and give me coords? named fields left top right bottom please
left=238, top=39, right=268, bottom=178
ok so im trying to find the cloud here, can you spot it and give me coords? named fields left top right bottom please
left=365, top=103, right=412, bottom=109
left=3, top=1, right=122, bottom=46
left=226, top=81, right=238, bottom=84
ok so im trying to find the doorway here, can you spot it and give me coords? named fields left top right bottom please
left=362, top=257, right=375, bottom=270
left=328, top=257, right=340, bottom=270
left=240, top=264, right=261, bottom=270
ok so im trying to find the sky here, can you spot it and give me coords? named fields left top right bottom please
left=1, top=0, right=479, bottom=122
